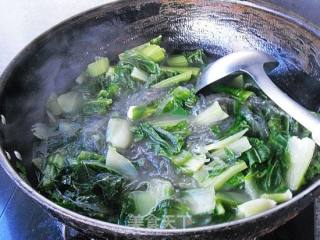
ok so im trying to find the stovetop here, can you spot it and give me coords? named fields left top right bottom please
left=0, top=1, right=320, bottom=239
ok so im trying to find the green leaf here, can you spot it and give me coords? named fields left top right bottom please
left=46, top=161, right=127, bottom=221
left=204, top=161, right=248, bottom=191
left=82, top=99, right=112, bottom=115
left=223, top=172, right=245, bottom=190
left=112, top=62, right=137, bottom=90
left=77, top=151, right=105, bottom=163
left=147, top=199, right=192, bottom=229
left=212, top=84, right=255, bottom=101
left=99, top=82, right=120, bottom=99
left=183, top=49, right=207, bottom=67
left=128, top=86, right=197, bottom=121
left=212, top=116, right=249, bottom=139
left=40, top=151, right=66, bottom=188
left=157, top=86, right=197, bottom=115
left=244, top=138, right=271, bottom=167
left=136, top=121, right=190, bottom=156
left=149, top=35, right=163, bottom=45
left=119, top=38, right=165, bottom=64
left=151, top=71, right=193, bottom=89
left=121, top=56, right=160, bottom=74
left=160, top=66, right=201, bottom=77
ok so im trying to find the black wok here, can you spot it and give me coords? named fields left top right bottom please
left=1, top=0, right=320, bottom=239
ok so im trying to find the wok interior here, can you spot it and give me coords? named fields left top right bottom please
left=1, top=0, right=320, bottom=192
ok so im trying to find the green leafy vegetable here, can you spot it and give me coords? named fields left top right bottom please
left=244, top=114, right=291, bottom=193
left=151, top=71, right=193, bottom=89
left=157, top=86, right=197, bottom=115
left=193, top=101, right=229, bottom=126
left=212, top=115, right=249, bottom=139
left=128, top=105, right=157, bottom=121
left=212, top=84, right=255, bottom=101
left=102, top=82, right=120, bottom=98
left=139, top=44, right=166, bottom=63
left=128, top=86, right=197, bottom=121
left=86, top=57, right=110, bottom=77
left=160, top=66, right=201, bottom=77
left=237, top=198, right=276, bottom=218
left=167, top=55, right=189, bottom=67
left=286, top=136, right=316, bottom=190
left=147, top=199, right=192, bottom=229
left=46, top=161, right=128, bottom=221
left=40, top=151, right=66, bottom=188
left=112, top=63, right=137, bottom=90
left=135, top=121, right=190, bottom=156
left=183, top=49, right=207, bottom=67
left=203, top=161, right=248, bottom=191
left=215, top=191, right=250, bottom=207
left=77, top=151, right=105, bottom=163
left=243, top=138, right=271, bottom=167
left=119, top=38, right=165, bottom=63
left=149, top=35, right=163, bottom=45
left=120, top=56, right=160, bottom=74
left=223, top=172, right=245, bottom=190
left=82, top=99, right=112, bottom=115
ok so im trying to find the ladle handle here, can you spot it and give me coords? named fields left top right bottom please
left=245, top=66, right=320, bottom=146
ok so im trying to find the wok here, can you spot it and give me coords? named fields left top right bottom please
left=1, top=0, right=320, bottom=239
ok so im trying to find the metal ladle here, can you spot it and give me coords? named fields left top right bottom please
left=195, top=50, right=320, bottom=146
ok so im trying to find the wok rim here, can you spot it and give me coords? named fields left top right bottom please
left=1, top=0, right=320, bottom=236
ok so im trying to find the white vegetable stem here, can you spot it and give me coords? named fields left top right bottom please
left=129, top=191, right=157, bottom=217
left=57, top=91, right=83, bottom=114
left=260, top=190, right=292, bottom=203
left=129, top=179, right=174, bottom=217
left=147, top=179, right=174, bottom=200
left=181, top=187, right=215, bottom=215
left=131, top=67, right=149, bottom=82
left=106, top=146, right=138, bottom=179
left=107, top=118, right=132, bottom=149
left=212, top=137, right=252, bottom=160
left=203, top=161, right=248, bottom=191
left=47, top=93, right=63, bottom=116
left=245, top=176, right=261, bottom=199
left=237, top=199, right=276, bottom=218
left=180, top=154, right=207, bottom=174
left=286, top=136, right=316, bottom=191
left=75, top=72, right=87, bottom=85
left=193, top=101, right=229, bottom=126
left=206, top=129, right=249, bottom=151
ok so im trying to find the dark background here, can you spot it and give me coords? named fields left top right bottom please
left=0, top=0, right=319, bottom=239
